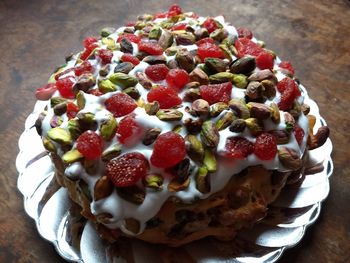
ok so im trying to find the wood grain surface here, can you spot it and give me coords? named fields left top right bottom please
left=0, top=0, right=349, bottom=262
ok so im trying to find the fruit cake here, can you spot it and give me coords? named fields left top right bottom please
left=34, top=4, right=330, bottom=248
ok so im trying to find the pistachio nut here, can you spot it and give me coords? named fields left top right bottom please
left=101, top=143, right=122, bottom=162
left=204, top=58, right=228, bottom=73
left=229, top=98, right=250, bottom=119
left=137, top=14, right=153, bottom=21
left=100, top=114, right=118, bottom=141
left=67, top=119, right=81, bottom=139
left=142, top=55, right=166, bottom=65
left=102, top=37, right=118, bottom=50
left=195, top=166, right=210, bottom=193
left=230, top=56, right=256, bottom=74
left=290, top=101, right=301, bottom=119
left=232, top=74, right=248, bottom=89
left=183, top=88, right=201, bottom=102
left=144, top=101, right=160, bottom=115
left=100, top=27, right=116, bottom=37
left=270, top=103, right=280, bottom=124
left=301, top=104, right=310, bottom=115
left=156, top=109, right=183, bottom=121
left=209, top=28, right=227, bottom=42
left=142, top=128, right=161, bottom=145
left=148, top=26, right=161, bottom=40
left=50, top=97, right=67, bottom=107
left=120, top=38, right=133, bottom=54
left=185, top=134, right=204, bottom=162
left=189, top=67, right=209, bottom=85
left=269, top=130, right=290, bottom=144
left=98, top=79, right=117, bottom=93
left=158, top=29, right=174, bottom=49
left=191, top=99, right=210, bottom=118
left=200, top=121, right=219, bottom=148
left=248, top=69, right=277, bottom=83
left=166, top=59, right=178, bottom=69
left=308, top=126, right=330, bottom=150
left=247, top=102, right=272, bottom=120
left=203, top=149, right=217, bottom=172
left=117, top=185, right=145, bottom=205
left=42, top=136, right=56, bottom=152
left=47, top=127, right=72, bottom=145
left=209, top=72, right=234, bottom=84
left=123, top=87, right=140, bottom=100
left=109, top=73, right=138, bottom=89
left=77, top=112, right=97, bottom=131
left=62, top=149, right=83, bottom=164
left=134, top=21, right=146, bottom=30
left=34, top=111, right=47, bottom=135
left=278, top=147, right=302, bottom=170
left=114, top=62, right=134, bottom=74
left=94, top=176, right=114, bottom=201
left=76, top=91, right=86, bottom=109
left=172, top=124, right=182, bottom=133
left=50, top=115, right=63, bottom=128
left=170, top=158, right=191, bottom=182
left=99, top=64, right=110, bottom=77
left=135, top=72, right=152, bottom=90
left=194, top=28, right=209, bottom=40
left=229, top=119, right=246, bottom=133
left=53, top=102, right=67, bottom=116
left=184, top=118, right=203, bottom=134
left=261, top=79, right=276, bottom=99
left=73, top=73, right=96, bottom=92
left=143, top=174, right=164, bottom=191
left=175, top=32, right=196, bottom=45
left=218, top=44, right=232, bottom=60
left=216, top=111, right=235, bottom=130
left=210, top=102, right=229, bottom=117
left=164, top=46, right=179, bottom=56
left=175, top=49, right=195, bottom=73
left=245, top=118, right=264, bottom=136
left=168, top=177, right=190, bottom=192
left=284, top=112, right=295, bottom=132
left=245, top=81, right=264, bottom=100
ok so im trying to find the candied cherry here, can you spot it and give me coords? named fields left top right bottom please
left=224, top=137, right=254, bottom=159
left=145, top=64, right=169, bottom=81
left=66, top=102, right=79, bottom=119
left=83, top=37, right=98, bottom=49
left=166, top=68, right=190, bottom=91
left=117, top=33, right=141, bottom=44
left=105, top=93, right=137, bottom=117
left=256, top=51, right=274, bottom=70
left=138, top=41, right=163, bottom=55
left=293, top=125, right=304, bottom=145
left=254, top=133, right=277, bottom=160
left=76, top=130, right=103, bottom=160
left=74, top=61, right=93, bottom=76
left=97, top=49, right=113, bottom=64
left=106, top=152, right=149, bottom=187
left=279, top=61, right=295, bottom=75
left=168, top=4, right=182, bottom=16
left=121, top=53, right=140, bottom=65
left=197, top=42, right=225, bottom=61
left=202, top=18, right=218, bottom=33
left=235, top=38, right=263, bottom=58
left=147, top=86, right=182, bottom=109
left=35, top=83, right=57, bottom=100
left=153, top=12, right=168, bottom=20
left=277, top=77, right=301, bottom=111
left=196, top=37, right=215, bottom=46
left=237, top=27, right=253, bottom=39
left=56, top=77, right=75, bottom=99
left=150, top=131, right=186, bottom=168
left=199, top=82, right=232, bottom=105
left=117, top=114, right=143, bottom=145
left=171, top=23, right=187, bottom=31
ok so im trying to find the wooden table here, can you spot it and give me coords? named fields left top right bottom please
left=0, top=0, right=349, bottom=262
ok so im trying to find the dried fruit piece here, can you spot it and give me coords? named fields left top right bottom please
left=117, top=114, right=143, bottom=145
left=235, top=38, right=262, bottom=58
left=138, top=41, right=164, bottom=55
left=117, top=33, right=141, bottom=44
left=121, top=54, right=140, bottom=65
left=145, top=64, right=169, bottom=81
left=166, top=68, right=190, bottom=90
left=256, top=51, right=274, bottom=70
left=76, top=130, right=103, bottom=160
left=168, top=4, right=182, bottom=16
left=202, top=18, right=218, bottom=33
left=97, top=49, right=113, bottom=64
left=56, top=77, right=75, bottom=99
left=278, top=78, right=301, bottom=111
left=197, top=42, right=225, bottom=61
left=74, top=61, right=93, bottom=76
left=254, top=133, right=277, bottom=160
left=150, top=131, right=186, bottom=168
left=105, top=93, right=137, bottom=117
left=237, top=27, right=253, bottom=39
left=199, top=82, right=232, bottom=105
left=147, top=86, right=182, bottom=109
left=293, top=125, right=305, bottom=145
left=279, top=61, right=295, bottom=75
left=35, top=83, right=57, bottom=100
left=224, top=137, right=254, bottom=159
left=66, top=102, right=80, bottom=119
left=106, top=152, right=149, bottom=187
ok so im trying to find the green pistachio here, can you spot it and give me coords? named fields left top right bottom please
left=50, top=115, right=63, bottom=128
left=209, top=72, right=234, bottom=84
left=232, top=74, right=248, bottom=89
left=98, top=79, right=117, bottom=93
left=109, top=73, right=138, bottom=89
left=102, top=143, right=122, bottom=162
left=204, top=58, right=228, bottom=73
left=270, top=103, right=280, bottom=124
left=47, top=127, right=72, bottom=145
left=189, top=67, right=209, bottom=85
left=175, top=49, right=195, bottom=73
left=216, top=111, right=235, bottom=130
left=245, top=118, right=264, bottom=136
left=100, top=27, right=116, bottom=37
left=149, top=26, right=162, bottom=40
left=209, top=28, right=227, bottom=42
left=229, top=119, right=246, bottom=133
left=42, top=136, right=56, bottom=152
left=175, top=32, right=196, bottom=45
left=219, top=44, right=232, bottom=61
left=67, top=119, right=81, bottom=139
left=62, top=149, right=83, bottom=164
left=168, top=178, right=190, bottom=192
left=210, top=102, right=229, bottom=117
left=229, top=98, right=250, bottom=119
left=50, top=97, right=67, bottom=107
left=247, top=102, right=272, bottom=120
left=77, top=112, right=97, bottom=131
left=144, top=101, right=160, bottom=115
left=186, top=135, right=204, bottom=162
left=76, top=91, right=86, bottom=110
left=102, top=37, right=118, bottom=50
left=200, top=121, right=219, bottom=148
left=142, top=128, right=161, bottom=146
left=100, top=114, right=118, bottom=141
left=53, top=102, right=67, bottom=116
left=230, top=56, right=256, bottom=74
left=195, top=166, right=210, bottom=193
left=156, top=109, right=183, bottom=121
left=143, top=174, right=164, bottom=191
left=203, top=149, right=217, bottom=172
left=123, top=87, right=140, bottom=100
left=261, top=79, right=276, bottom=99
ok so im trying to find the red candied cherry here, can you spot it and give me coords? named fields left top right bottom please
left=74, top=61, right=93, bottom=76
left=117, top=114, right=143, bottom=145
left=66, top=102, right=79, bottom=119
left=138, top=41, right=164, bottom=55
left=235, top=38, right=263, bottom=58
left=76, top=130, right=103, bottom=160
left=121, top=54, right=140, bottom=65
left=279, top=87, right=296, bottom=111
left=237, top=27, right=253, bottom=39
left=166, top=68, right=190, bottom=91
left=106, top=152, right=149, bottom=187
left=56, top=77, right=75, bottom=99
left=105, top=93, right=137, bottom=117
left=199, top=82, right=232, bottom=105
left=254, top=133, right=277, bottom=160
left=277, top=78, right=301, bottom=111
left=54, top=68, right=74, bottom=81
left=276, top=77, right=300, bottom=95
left=147, top=86, right=182, bottom=109
left=196, top=37, right=215, bottom=46
left=88, top=89, right=103, bottom=96
left=197, top=42, right=225, bottom=61
left=97, top=49, right=113, bottom=64
left=150, top=131, right=186, bottom=168
left=168, top=4, right=182, bottom=16
left=256, top=51, right=274, bottom=70
left=35, top=83, right=57, bottom=100
left=279, top=61, right=295, bottom=75
left=224, top=137, right=254, bottom=159
left=83, top=37, right=98, bottom=49
left=293, top=125, right=304, bottom=145
left=171, top=23, right=187, bottom=31
left=153, top=12, right=168, bottom=20
left=125, top=21, right=136, bottom=27
left=145, top=64, right=169, bottom=81
left=202, top=18, right=218, bottom=33
left=117, top=33, right=141, bottom=44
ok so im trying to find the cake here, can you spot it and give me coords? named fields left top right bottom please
left=34, top=4, right=330, bottom=249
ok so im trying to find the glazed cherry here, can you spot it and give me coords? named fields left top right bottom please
left=171, top=23, right=187, bottom=31
left=256, top=51, right=274, bottom=70
left=197, top=42, right=225, bottom=61
left=56, top=77, right=75, bottom=99
left=35, top=83, right=57, bottom=100
left=66, top=102, right=79, bottom=119
left=202, top=18, right=218, bottom=33
left=76, top=130, right=103, bottom=160
left=147, top=86, right=182, bottom=109
left=235, top=38, right=263, bottom=58
left=293, top=125, right=305, bottom=145
left=168, top=4, right=182, bottom=16
left=199, top=82, right=232, bottom=105
left=166, top=68, right=190, bottom=91
left=106, top=152, right=149, bottom=187
left=74, top=61, right=93, bottom=76
left=116, top=114, right=143, bottom=145
left=279, top=61, right=295, bottom=75
left=117, top=33, right=141, bottom=44
left=105, top=93, right=137, bottom=117
left=97, top=49, right=113, bottom=64
left=237, top=27, right=253, bottom=39
left=138, top=41, right=163, bottom=55
left=145, top=64, right=169, bottom=81
left=121, top=54, right=140, bottom=65
left=254, top=133, right=277, bottom=160
left=224, top=137, right=254, bottom=159
left=150, top=131, right=186, bottom=168
left=277, top=78, right=301, bottom=111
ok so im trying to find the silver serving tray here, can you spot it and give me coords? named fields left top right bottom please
left=16, top=86, right=333, bottom=262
